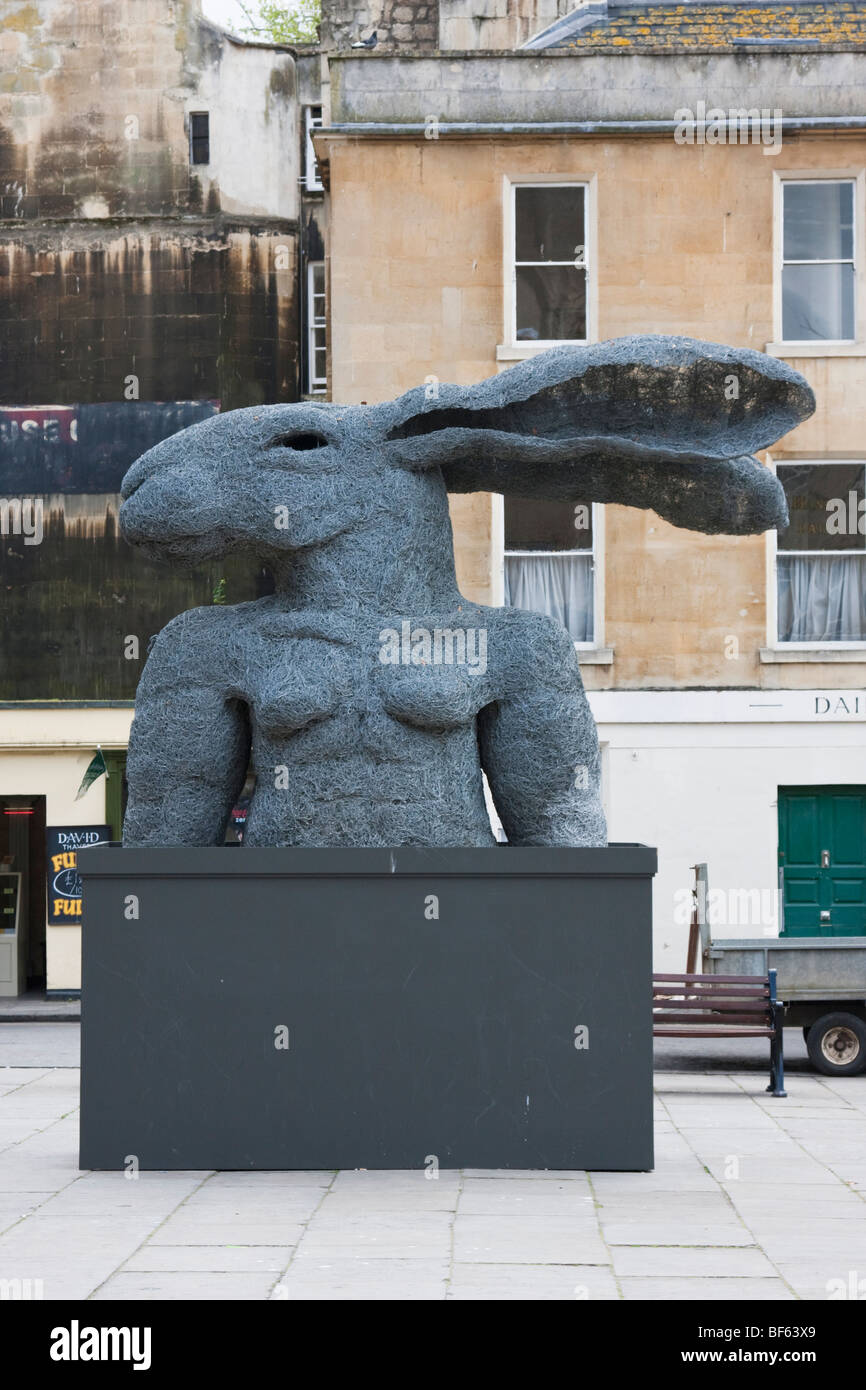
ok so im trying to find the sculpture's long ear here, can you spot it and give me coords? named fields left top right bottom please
left=376, top=336, right=815, bottom=534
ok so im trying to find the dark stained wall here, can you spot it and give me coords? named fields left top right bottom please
left=0, top=400, right=270, bottom=700
left=0, top=224, right=298, bottom=408
left=0, top=2, right=303, bottom=701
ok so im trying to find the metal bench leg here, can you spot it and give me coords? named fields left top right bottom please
left=767, top=1031, right=786, bottom=1097
left=766, top=970, right=787, bottom=1098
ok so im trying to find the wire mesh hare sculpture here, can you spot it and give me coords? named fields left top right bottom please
left=119, top=335, right=814, bottom=848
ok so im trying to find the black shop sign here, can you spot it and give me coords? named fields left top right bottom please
left=46, top=826, right=110, bottom=925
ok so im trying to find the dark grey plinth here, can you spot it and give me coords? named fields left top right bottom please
left=79, top=846, right=656, bottom=1171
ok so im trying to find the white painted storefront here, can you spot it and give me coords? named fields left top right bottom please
left=591, top=689, right=866, bottom=969
left=0, top=708, right=133, bottom=992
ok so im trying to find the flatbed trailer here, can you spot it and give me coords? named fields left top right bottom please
left=694, top=866, right=866, bottom=1076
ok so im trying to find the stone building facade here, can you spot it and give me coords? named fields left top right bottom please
left=315, top=1, right=866, bottom=964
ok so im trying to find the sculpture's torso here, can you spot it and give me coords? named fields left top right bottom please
left=242, top=600, right=498, bottom=847
left=131, top=595, right=553, bottom=848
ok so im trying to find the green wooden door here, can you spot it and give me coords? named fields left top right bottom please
left=779, top=786, right=866, bottom=936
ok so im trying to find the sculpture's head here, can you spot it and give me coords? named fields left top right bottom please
left=119, top=335, right=814, bottom=568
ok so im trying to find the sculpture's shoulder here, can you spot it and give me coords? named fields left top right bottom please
left=479, top=604, right=582, bottom=692
left=145, top=599, right=270, bottom=668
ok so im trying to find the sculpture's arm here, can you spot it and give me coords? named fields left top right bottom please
left=477, top=617, right=606, bottom=848
left=122, top=612, right=251, bottom=847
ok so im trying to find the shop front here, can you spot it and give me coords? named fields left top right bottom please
left=0, top=708, right=132, bottom=994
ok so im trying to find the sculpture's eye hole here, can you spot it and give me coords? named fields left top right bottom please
left=266, top=432, right=329, bottom=452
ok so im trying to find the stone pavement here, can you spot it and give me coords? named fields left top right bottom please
left=2, top=1028, right=866, bottom=1300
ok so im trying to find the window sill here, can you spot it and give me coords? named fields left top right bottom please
left=497, top=342, right=589, bottom=362
left=575, top=646, right=614, bottom=665
left=765, top=343, right=866, bottom=358
left=759, top=646, right=866, bottom=663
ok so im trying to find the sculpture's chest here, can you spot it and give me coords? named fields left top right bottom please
left=246, top=622, right=494, bottom=739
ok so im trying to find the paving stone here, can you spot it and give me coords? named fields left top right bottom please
left=319, top=1186, right=459, bottom=1212
left=595, top=1195, right=735, bottom=1221
left=726, top=1197, right=866, bottom=1223
left=330, top=1169, right=459, bottom=1186
left=200, top=1171, right=333, bottom=1189
left=776, top=1111, right=862, bottom=1126
left=447, top=1262, right=619, bottom=1300
left=0, top=1069, right=51, bottom=1087
left=272, top=1264, right=448, bottom=1298
left=611, top=1245, right=777, bottom=1278
left=307, top=1210, right=451, bottom=1233
left=453, top=1215, right=607, bottom=1265
left=91, top=1271, right=276, bottom=1300
left=0, top=1027, right=79, bottom=1067
left=660, top=1108, right=777, bottom=1131
left=0, top=1167, right=83, bottom=1192
left=461, top=1169, right=589, bottom=1181
left=35, top=1183, right=200, bottom=1218
left=148, top=1217, right=306, bottom=1247
left=177, top=1194, right=325, bottom=1219
left=121, top=1244, right=294, bottom=1273
left=620, top=1276, right=795, bottom=1300
left=602, top=1222, right=753, bottom=1247
left=743, top=1222, right=866, bottom=1259
left=589, top=1167, right=718, bottom=1194
left=708, top=1157, right=844, bottom=1185
left=0, top=1194, right=55, bottom=1229
left=720, top=1181, right=858, bottom=1204
left=296, top=1215, right=452, bottom=1261
left=681, top=1140, right=801, bottom=1163
left=457, top=1178, right=596, bottom=1215
left=0, top=1222, right=154, bottom=1263
left=655, top=1076, right=745, bottom=1093
left=0, top=1100, right=77, bottom=1118
left=775, top=1261, right=866, bottom=1298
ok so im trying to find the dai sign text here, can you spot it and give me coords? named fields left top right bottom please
left=815, top=695, right=864, bottom=716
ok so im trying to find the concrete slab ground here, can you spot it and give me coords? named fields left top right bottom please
left=1, top=1024, right=864, bottom=1301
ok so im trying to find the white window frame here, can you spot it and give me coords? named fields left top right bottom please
left=496, top=498, right=607, bottom=656
left=307, top=260, right=327, bottom=394
left=765, top=454, right=866, bottom=653
left=771, top=171, right=865, bottom=353
left=500, top=175, right=598, bottom=358
left=304, top=106, right=324, bottom=193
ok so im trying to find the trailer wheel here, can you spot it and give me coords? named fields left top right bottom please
left=807, top=1013, right=866, bottom=1076
left=802, top=1026, right=811, bottom=1044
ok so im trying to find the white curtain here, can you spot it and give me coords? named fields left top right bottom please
left=778, top=555, right=866, bottom=642
left=504, top=553, right=594, bottom=642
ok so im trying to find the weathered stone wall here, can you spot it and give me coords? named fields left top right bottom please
left=438, top=0, right=571, bottom=50
left=0, top=0, right=301, bottom=404
left=320, top=0, right=568, bottom=50
left=0, top=0, right=301, bottom=221
left=321, top=0, right=439, bottom=51
left=328, top=49, right=866, bottom=122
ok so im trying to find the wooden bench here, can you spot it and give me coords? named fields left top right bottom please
left=653, top=970, right=787, bottom=1097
